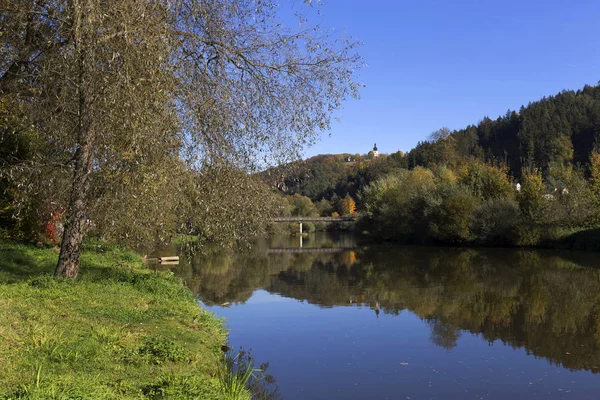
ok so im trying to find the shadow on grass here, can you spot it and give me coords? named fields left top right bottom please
left=0, top=241, right=151, bottom=286
left=546, top=228, right=600, bottom=252
left=0, top=242, right=57, bottom=284
left=0, top=240, right=193, bottom=314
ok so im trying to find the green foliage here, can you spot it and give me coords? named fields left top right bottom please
left=261, top=83, right=600, bottom=248
left=404, top=85, right=600, bottom=176
left=457, top=161, right=513, bottom=200
left=315, top=199, right=333, bottom=217
left=590, top=151, right=600, bottom=221
left=287, top=194, right=319, bottom=218
left=427, top=184, right=478, bottom=243
left=361, top=168, right=436, bottom=241
left=261, top=151, right=408, bottom=205
left=518, top=169, right=546, bottom=223
left=432, top=165, right=458, bottom=185
left=362, top=161, right=600, bottom=247
left=470, top=198, right=520, bottom=244
left=0, top=120, right=48, bottom=243
left=544, top=164, right=596, bottom=228
left=591, top=150, right=600, bottom=191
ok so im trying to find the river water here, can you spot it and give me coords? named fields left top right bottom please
left=158, top=232, right=600, bottom=399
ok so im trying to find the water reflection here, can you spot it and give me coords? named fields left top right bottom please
left=155, top=233, right=600, bottom=398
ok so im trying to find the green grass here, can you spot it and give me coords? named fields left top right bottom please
left=542, top=227, right=600, bottom=251
left=0, top=240, right=250, bottom=400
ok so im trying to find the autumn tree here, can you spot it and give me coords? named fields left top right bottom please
left=0, top=0, right=362, bottom=277
left=339, top=195, right=356, bottom=216
left=518, top=169, right=546, bottom=223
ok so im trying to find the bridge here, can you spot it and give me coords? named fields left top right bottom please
left=268, top=247, right=354, bottom=254
left=271, top=216, right=357, bottom=223
left=271, top=215, right=358, bottom=238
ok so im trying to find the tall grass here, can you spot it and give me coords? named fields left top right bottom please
left=218, top=351, right=258, bottom=400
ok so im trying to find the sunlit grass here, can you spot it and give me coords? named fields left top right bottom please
left=0, top=240, right=250, bottom=399
left=218, top=352, right=258, bottom=400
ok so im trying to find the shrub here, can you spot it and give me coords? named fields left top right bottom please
left=544, top=163, right=595, bottom=228
left=518, top=169, right=546, bottom=223
left=361, top=168, right=436, bottom=240
left=470, top=198, right=520, bottom=244
left=427, top=184, right=478, bottom=243
left=512, top=223, right=542, bottom=246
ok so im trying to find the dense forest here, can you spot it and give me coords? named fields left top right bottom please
left=264, top=83, right=600, bottom=248
left=408, top=84, right=600, bottom=174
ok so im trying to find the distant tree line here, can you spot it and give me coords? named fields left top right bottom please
left=264, top=83, right=600, bottom=248
left=360, top=159, right=600, bottom=247
left=407, top=84, right=600, bottom=175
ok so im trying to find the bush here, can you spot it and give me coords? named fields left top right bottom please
left=361, top=168, right=436, bottom=240
left=470, top=198, right=520, bottom=244
left=512, top=223, right=542, bottom=246
left=518, top=169, right=546, bottom=222
left=427, top=184, right=478, bottom=243
left=544, top=163, right=596, bottom=228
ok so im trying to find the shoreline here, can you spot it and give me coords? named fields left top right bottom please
left=357, top=226, right=600, bottom=252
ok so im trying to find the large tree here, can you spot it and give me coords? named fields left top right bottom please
left=0, top=0, right=361, bottom=277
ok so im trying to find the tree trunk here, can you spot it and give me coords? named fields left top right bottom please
left=55, top=127, right=95, bottom=278
left=55, top=1, right=92, bottom=278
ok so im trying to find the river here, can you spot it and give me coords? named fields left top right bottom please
left=157, top=232, right=600, bottom=399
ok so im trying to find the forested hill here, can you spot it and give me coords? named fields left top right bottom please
left=408, top=83, right=600, bottom=175
left=264, top=83, right=600, bottom=204
left=259, top=152, right=407, bottom=202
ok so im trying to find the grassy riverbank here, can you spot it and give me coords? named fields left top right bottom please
left=0, top=240, right=249, bottom=399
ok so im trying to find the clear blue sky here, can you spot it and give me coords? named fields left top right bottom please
left=296, top=0, right=600, bottom=158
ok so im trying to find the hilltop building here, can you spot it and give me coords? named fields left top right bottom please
left=372, top=143, right=379, bottom=158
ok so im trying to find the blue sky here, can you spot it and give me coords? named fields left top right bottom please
left=294, top=0, right=600, bottom=158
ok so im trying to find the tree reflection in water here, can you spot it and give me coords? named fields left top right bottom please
left=158, top=234, right=600, bottom=375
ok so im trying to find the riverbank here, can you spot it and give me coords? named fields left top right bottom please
left=0, top=240, right=249, bottom=399
left=359, top=225, right=600, bottom=252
